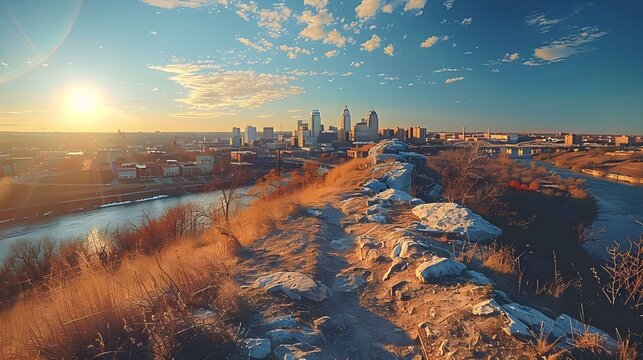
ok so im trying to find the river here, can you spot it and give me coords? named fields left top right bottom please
left=532, top=161, right=642, bottom=258
left=0, top=187, right=250, bottom=259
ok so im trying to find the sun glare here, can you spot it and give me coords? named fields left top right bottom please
left=66, top=87, right=102, bottom=115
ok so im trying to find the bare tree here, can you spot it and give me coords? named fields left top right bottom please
left=207, top=159, right=252, bottom=222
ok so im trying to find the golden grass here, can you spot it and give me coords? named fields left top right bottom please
left=0, top=158, right=371, bottom=358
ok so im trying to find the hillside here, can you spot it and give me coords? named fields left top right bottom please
left=0, top=140, right=635, bottom=359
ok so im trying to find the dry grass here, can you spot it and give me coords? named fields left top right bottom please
left=0, top=158, right=371, bottom=358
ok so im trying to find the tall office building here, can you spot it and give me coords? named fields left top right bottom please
left=262, top=127, right=274, bottom=141
left=297, top=122, right=312, bottom=147
left=230, top=127, right=242, bottom=147
left=339, top=105, right=351, bottom=142
left=244, top=125, right=257, bottom=145
left=310, top=110, right=322, bottom=144
left=352, top=119, right=370, bottom=142
left=366, top=109, right=379, bottom=142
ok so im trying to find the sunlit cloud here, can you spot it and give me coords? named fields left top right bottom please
left=149, top=63, right=304, bottom=110
left=361, top=34, right=381, bottom=51
left=445, top=76, right=465, bottom=84
left=404, top=0, right=427, bottom=12
left=258, top=4, right=292, bottom=38
left=140, top=0, right=227, bottom=9
left=355, top=0, right=380, bottom=19
left=461, top=17, right=472, bottom=26
left=298, top=9, right=333, bottom=41
left=525, top=26, right=607, bottom=65
left=325, top=49, right=338, bottom=57
left=304, top=0, right=328, bottom=10
left=420, top=35, right=438, bottom=48
left=503, top=52, right=520, bottom=62
left=323, top=29, right=347, bottom=47
left=237, top=37, right=273, bottom=52
left=384, top=43, right=395, bottom=56
left=525, top=12, right=560, bottom=34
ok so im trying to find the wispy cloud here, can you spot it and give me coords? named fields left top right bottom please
left=525, top=26, right=607, bottom=65
left=525, top=12, right=560, bottom=34
left=237, top=37, right=273, bottom=52
left=443, top=0, right=454, bottom=10
left=503, top=52, right=520, bottom=62
left=258, top=4, right=291, bottom=38
left=325, top=49, right=338, bottom=58
left=420, top=35, right=445, bottom=48
left=140, top=0, right=226, bottom=9
left=149, top=63, right=303, bottom=110
left=445, top=76, right=465, bottom=84
left=460, top=17, right=472, bottom=26
left=404, top=0, right=428, bottom=12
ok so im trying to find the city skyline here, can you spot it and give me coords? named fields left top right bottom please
left=1, top=0, right=642, bottom=134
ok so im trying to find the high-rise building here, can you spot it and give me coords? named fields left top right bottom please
left=366, top=109, right=379, bottom=142
left=339, top=106, right=351, bottom=142
left=394, top=127, right=406, bottom=141
left=564, top=133, right=581, bottom=146
left=297, top=122, right=312, bottom=147
left=408, top=127, right=427, bottom=144
left=262, top=127, right=274, bottom=141
left=244, top=125, right=257, bottom=145
left=310, top=110, right=322, bottom=144
left=230, top=127, right=242, bottom=147
left=352, top=118, right=370, bottom=142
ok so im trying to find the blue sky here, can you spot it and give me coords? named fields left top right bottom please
left=0, top=0, right=641, bottom=133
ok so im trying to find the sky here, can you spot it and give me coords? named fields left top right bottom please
left=0, top=0, right=641, bottom=134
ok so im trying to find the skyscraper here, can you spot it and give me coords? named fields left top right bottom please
left=352, top=118, right=370, bottom=142
left=366, top=109, right=379, bottom=142
left=244, top=125, right=257, bottom=145
left=262, top=127, right=274, bottom=141
left=230, top=127, right=242, bottom=147
left=339, top=105, right=351, bottom=142
left=310, top=109, right=321, bottom=144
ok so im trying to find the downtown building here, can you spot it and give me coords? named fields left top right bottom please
left=366, top=109, right=379, bottom=142
left=230, top=127, right=242, bottom=148
left=244, top=125, right=257, bottom=145
left=310, top=109, right=322, bottom=145
left=338, top=105, right=351, bottom=142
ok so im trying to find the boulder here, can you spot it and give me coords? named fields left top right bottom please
left=383, top=258, right=408, bottom=281
left=243, top=338, right=271, bottom=359
left=390, top=243, right=402, bottom=259
left=254, top=272, right=331, bottom=302
left=384, top=163, right=415, bottom=193
left=363, top=179, right=388, bottom=193
left=313, top=316, right=342, bottom=339
left=411, top=203, right=502, bottom=242
left=552, top=314, right=617, bottom=350
left=274, top=343, right=323, bottom=360
left=373, top=153, right=405, bottom=164
left=472, top=299, right=501, bottom=316
left=399, top=151, right=427, bottom=166
left=399, top=240, right=425, bottom=258
left=262, top=316, right=299, bottom=331
left=500, top=303, right=555, bottom=337
left=415, top=257, right=466, bottom=283
left=265, top=329, right=323, bottom=346
left=367, top=188, right=423, bottom=207
left=466, top=270, right=495, bottom=286
left=368, top=139, right=408, bottom=158
left=367, top=214, right=387, bottom=223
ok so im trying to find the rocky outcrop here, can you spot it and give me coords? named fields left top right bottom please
left=368, top=139, right=408, bottom=159
left=363, top=179, right=388, bottom=194
left=412, top=203, right=502, bottom=242
left=274, top=343, right=323, bottom=359
left=243, top=338, right=271, bottom=359
left=415, top=256, right=467, bottom=282
left=383, top=162, right=415, bottom=192
left=254, top=272, right=331, bottom=302
left=367, top=188, right=424, bottom=207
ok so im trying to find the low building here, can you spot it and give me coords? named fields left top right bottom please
left=231, top=150, right=257, bottom=163
left=347, top=144, right=374, bottom=159
left=162, top=160, right=180, bottom=177
left=564, top=133, right=582, bottom=146
left=614, top=135, right=634, bottom=147
left=118, top=164, right=137, bottom=180
left=180, top=162, right=197, bottom=176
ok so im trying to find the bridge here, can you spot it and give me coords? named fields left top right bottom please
left=429, top=140, right=606, bottom=150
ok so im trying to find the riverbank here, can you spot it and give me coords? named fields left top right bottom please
left=536, top=149, right=643, bottom=185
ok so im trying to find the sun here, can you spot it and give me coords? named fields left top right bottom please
left=66, top=87, right=102, bottom=115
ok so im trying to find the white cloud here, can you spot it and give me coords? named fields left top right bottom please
left=460, top=17, right=472, bottom=25
left=443, top=0, right=454, bottom=10
left=323, top=29, right=347, bottom=47
left=150, top=30, right=158, bottom=36
left=298, top=10, right=333, bottom=41
left=420, top=35, right=439, bottom=48
left=236, top=1, right=257, bottom=21
left=304, top=0, right=328, bottom=9
left=491, top=69, right=500, bottom=73
left=361, top=34, right=381, bottom=52
left=279, top=45, right=311, bottom=59
left=445, top=76, right=465, bottom=84
left=404, top=0, right=427, bottom=12
left=325, top=49, right=338, bottom=58
left=140, top=0, right=226, bottom=9
left=382, top=4, right=393, bottom=13
left=258, top=4, right=292, bottom=38
left=525, top=13, right=560, bottom=33
left=383, top=43, right=395, bottom=56
left=527, top=26, right=607, bottom=64
left=503, top=52, right=520, bottom=62
left=355, top=0, right=380, bottom=19
left=149, top=63, right=303, bottom=110
left=340, top=71, right=353, bottom=77
left=237, top=37, right=273, bottom=52
left=350, top=61, right=364, bottom=67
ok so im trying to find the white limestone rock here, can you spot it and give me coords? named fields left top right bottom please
left=367, top=214, right=387, bottom=223
left=274, top=343, right=323, bottom=360
left=373, top=153, right=404, bottom=164
left=243, top=338, right=271, bottom=359
left=368, top=139, right=408, bottom=158
left=262, top=316, right=299, bottom=331
left=384, top=162, right=415, bottom=193
left=411, top=203, right=502, bottom=242
left=265, top=329, right=323, bottom=346
left=501, top=303, right=556, bottom=336
left=383, top=258, right=408, bottom=281
left=552, top=314, right=617, bottom=350
left=472, top=299, right=502, bottom=316
left=399, top=151, right=427, bottom=166
left=466, top=270, right=495, bottom=286
left=339, top=197, right=364, bottom=216
left=415, top=256, right=466, bottom=283
left=363, top=179, right=388, bottom=193
left=254, top=272, right=331, bottom=302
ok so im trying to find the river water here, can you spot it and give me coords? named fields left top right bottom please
left=532, top=161, right=642, bottom=258
left=0, top=188, right=250, bottom=259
